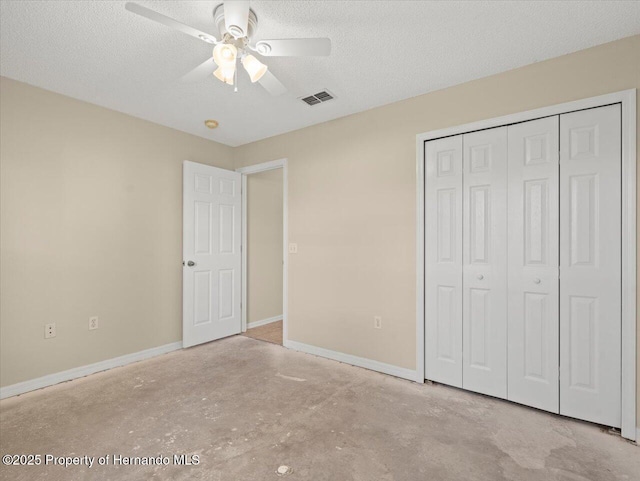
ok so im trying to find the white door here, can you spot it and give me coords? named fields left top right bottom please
left=424, top=135, right=463, bottom=387
left=507, top=116, right=560, bottom=412
left=183, top=161, right=242, bottom=348
left=559, top=105, right=621, bottom=427
left=462, top=127, right=508, bottom=398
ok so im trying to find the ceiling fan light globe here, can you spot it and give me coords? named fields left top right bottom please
left=242, top=54, right=268, bottom=83
left=213, top=43, right=237, bottom=67
left=213, top=66, right=235, bottom=85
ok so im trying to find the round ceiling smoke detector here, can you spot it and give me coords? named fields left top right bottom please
left=276, top=465, right=292, bottom=476
left=204, top=119, right=219, bottom=129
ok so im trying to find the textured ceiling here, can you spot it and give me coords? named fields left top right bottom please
left=1, top=1, right=639, bottom=146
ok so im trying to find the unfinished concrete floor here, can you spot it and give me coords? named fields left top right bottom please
left=1, top=336, right=638, bottom=481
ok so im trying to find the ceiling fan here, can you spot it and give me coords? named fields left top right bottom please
left=125, top=1, right=331, bottom=96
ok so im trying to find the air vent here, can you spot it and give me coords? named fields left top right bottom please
left=300, top=90, right=335, bottom=106
left=301, top=95, right=321, bottom=106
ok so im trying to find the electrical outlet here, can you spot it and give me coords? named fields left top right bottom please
left=288, top=243, right=298, bottom=254
left=374, top=316, right=382, bottom=329
left=45, top=323, right=56, bottom=339
left=89, top=316, right=99, bottom=330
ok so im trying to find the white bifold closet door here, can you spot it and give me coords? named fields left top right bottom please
left=559, top=104, right=621, bottom=427
left=462, top=127, right=508, bottom=398
left=424, top=135, right=463, bottom=387
left=424, top=104, right=622, bottom=429
left=507, top=116, right=560, bottom=413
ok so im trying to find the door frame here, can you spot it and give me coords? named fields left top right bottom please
left=236, top=158, right=288, bottom=343
left=415, top=89, right=637, bottom=441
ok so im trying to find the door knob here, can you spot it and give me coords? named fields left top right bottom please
left=533, top=278, right=541, bottom=284
left=187, top=260, right=196, bottom=267
left=477, top=274, right=484, bottom=280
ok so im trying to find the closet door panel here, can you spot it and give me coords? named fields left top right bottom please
left=425, top=135, right=463, bottom=386
left=507, top=116, right=560, bottom=412
left=462, top=127, right=508, bottom=398
left=559, top=105, right=621, bottom=428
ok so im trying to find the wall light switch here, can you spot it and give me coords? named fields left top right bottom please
left=288, top=243, right=298, bottom=254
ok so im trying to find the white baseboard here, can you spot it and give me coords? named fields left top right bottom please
left=0, top=341, right=183, bottom=400
left=247, top=315, right=282, bottom=329
left=284, top=340, right=419, bottom=382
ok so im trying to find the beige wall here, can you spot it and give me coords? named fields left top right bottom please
left=1, top=35, right=639, bottom=424
left=247, top=169, right=283, bottom=324
left=0, top=77, right=233, bottom=387
left=233, top=36, right=640, bottom=415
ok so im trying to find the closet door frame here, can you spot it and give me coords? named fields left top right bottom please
left=416, top=89, right=636, bottom=441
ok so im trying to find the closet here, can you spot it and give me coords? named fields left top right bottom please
left=424, top=104, right=622, bottom=428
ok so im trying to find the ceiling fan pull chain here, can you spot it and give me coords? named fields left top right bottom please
left=234, top=64, right=238, bottom=92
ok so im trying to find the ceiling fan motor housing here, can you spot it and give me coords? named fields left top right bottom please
left=213, top=4, right=258, bottom=40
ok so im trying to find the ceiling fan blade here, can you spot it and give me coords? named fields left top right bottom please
left=180, top=57, right=216, bottom=83
left=125, top=2, right=217, bottom=44
left=258, top=70, right=287, bottom=96
left=254, top=38, right=331, bottom=57
left=223, top=1, right=250, bottom=38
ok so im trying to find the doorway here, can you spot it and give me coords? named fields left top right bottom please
left=237, top=159, right=288, bottom=346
